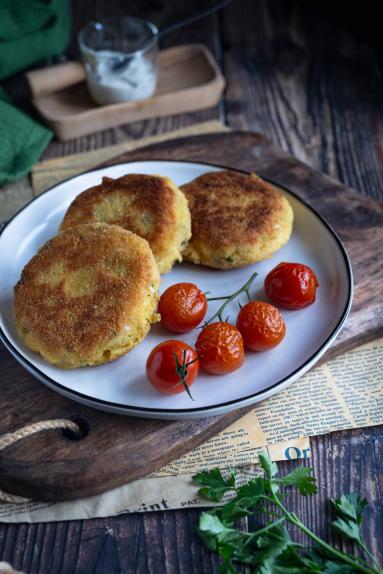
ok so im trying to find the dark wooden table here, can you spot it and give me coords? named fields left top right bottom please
left=1, top=1, right=383, bottom=572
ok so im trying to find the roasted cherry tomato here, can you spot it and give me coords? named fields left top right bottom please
left=195, top=322, right=244, bottom=375
left=264, top=262, right=318, bottom=310
left=146, top=340, right=199, bottom=398
left=159, top=282, right=207, bottom=333
left=237, top=301, right=286, bottom=351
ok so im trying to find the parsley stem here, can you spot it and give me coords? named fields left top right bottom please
left=271, top=494, right=381, bottom=574
left=205, top=271, right=257, bottom=324
left=252, top=516, right=286, bottom=535
left=360, top=542, right=383, bottom=572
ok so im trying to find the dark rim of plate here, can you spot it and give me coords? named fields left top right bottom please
left=0, top=159, right=353, bottom=415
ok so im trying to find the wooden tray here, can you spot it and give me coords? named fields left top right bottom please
left=27, top=45, right=225, bottom=141
left=1, top=131, right=382, bottom=501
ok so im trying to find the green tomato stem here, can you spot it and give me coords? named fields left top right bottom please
left=173, top=350, right=194, bottom=401
left=205, top=271, right=258, bottom=324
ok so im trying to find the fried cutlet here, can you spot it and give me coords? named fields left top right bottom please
left=60, top=174, right=191, bottom=274
left=180, top=170, right=293, bottom=269
left=13, top=223, right=160, bottom=368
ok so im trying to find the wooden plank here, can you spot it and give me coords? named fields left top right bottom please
left=1, top=130, right=382, bottom=502
left=221, top=0, right=383, bottom=200
left=1, top=429, right=382, bottom=570
left=0, top=178, right=34, bottom=221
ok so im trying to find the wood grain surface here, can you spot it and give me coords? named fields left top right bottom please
left=1, top=130, right=382, bottom=502
left=1, top=0, right=382, bottom=572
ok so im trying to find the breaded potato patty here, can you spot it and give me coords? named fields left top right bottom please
left=60, top=174, right=191, bottom=273
left=13, top=223, right=160, bottom=368
left=181, top=170, right=293, bottom=269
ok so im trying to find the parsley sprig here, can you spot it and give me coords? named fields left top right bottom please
left=193, top=453, right=382, bottom=574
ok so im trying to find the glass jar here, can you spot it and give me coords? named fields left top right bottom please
left=78, top=16, right=159, bottom=105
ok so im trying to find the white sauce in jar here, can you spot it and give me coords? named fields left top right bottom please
left=83, top=49, right=157, bottom=105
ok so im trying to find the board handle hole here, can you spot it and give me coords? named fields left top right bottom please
left=61, top=417, right=89, bottom=441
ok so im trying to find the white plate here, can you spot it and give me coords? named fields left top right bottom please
left=0, top=160, right=352, bottom=419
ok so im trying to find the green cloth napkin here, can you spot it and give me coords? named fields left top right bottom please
left=0, top=88, right=53, bottom=185
left=0, top=0, right=70, bottom=185
left=0, top=0, right=71, bottom=80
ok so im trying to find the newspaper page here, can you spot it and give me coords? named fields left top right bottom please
left=0, top=338, right=382, bottom=523
left=0, top=465, right=265, bottom=523
left=153, top=429, right=309, bottom=477
left=252, top=338, right=383, bottom=444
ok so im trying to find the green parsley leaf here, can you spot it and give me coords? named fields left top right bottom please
left=274, top=548, right=330, bottom=574
left=236, top=477, right=268, bottom=499
left=254, top=523, right=293, bottom=573
left=258, top=451, right=278, bottom=479
left=323, top=561, right=356, bottom=573
left=216, top=478, right=270, bottom=524
left=332, top=493, right=367, bottom=526
left=197, top=512, right=245, bottom=556
left=218, top=560, right=237, bottom=574
left=331, top=493, right=368, bottom=546
left=218, top=497, right=255, bottom=525
left=331, top=517, right=363, bottom=545
left=198, top=512, right=240, bottom=542
left=193, top=468, right=236, bottom=502
left=272, top=567, right=308, bottom=574
left=194, top=459, right=382, bottom=574
left=274, top=466, right=318, bottom=495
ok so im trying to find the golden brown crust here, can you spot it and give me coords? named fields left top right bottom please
left=182, top=171, right=286, bottom=248
left=13, top=223, right=160, bottom=367
left=60, top=174, right=191, bottom=273
left=181, top=170, right=293, bottom=269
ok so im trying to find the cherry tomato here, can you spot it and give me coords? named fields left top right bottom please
left=158, top=283, right=207, bottom=333
left=264, top=262, right=319, bottom=310
left=195, top=322, right=244, bottom=375
left=146, top=340, right=199, bottom=397
left=237, top=301, right=286, bottom=351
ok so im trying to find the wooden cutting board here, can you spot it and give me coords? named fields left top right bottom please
left=1, top=131, right=382, bottom=502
